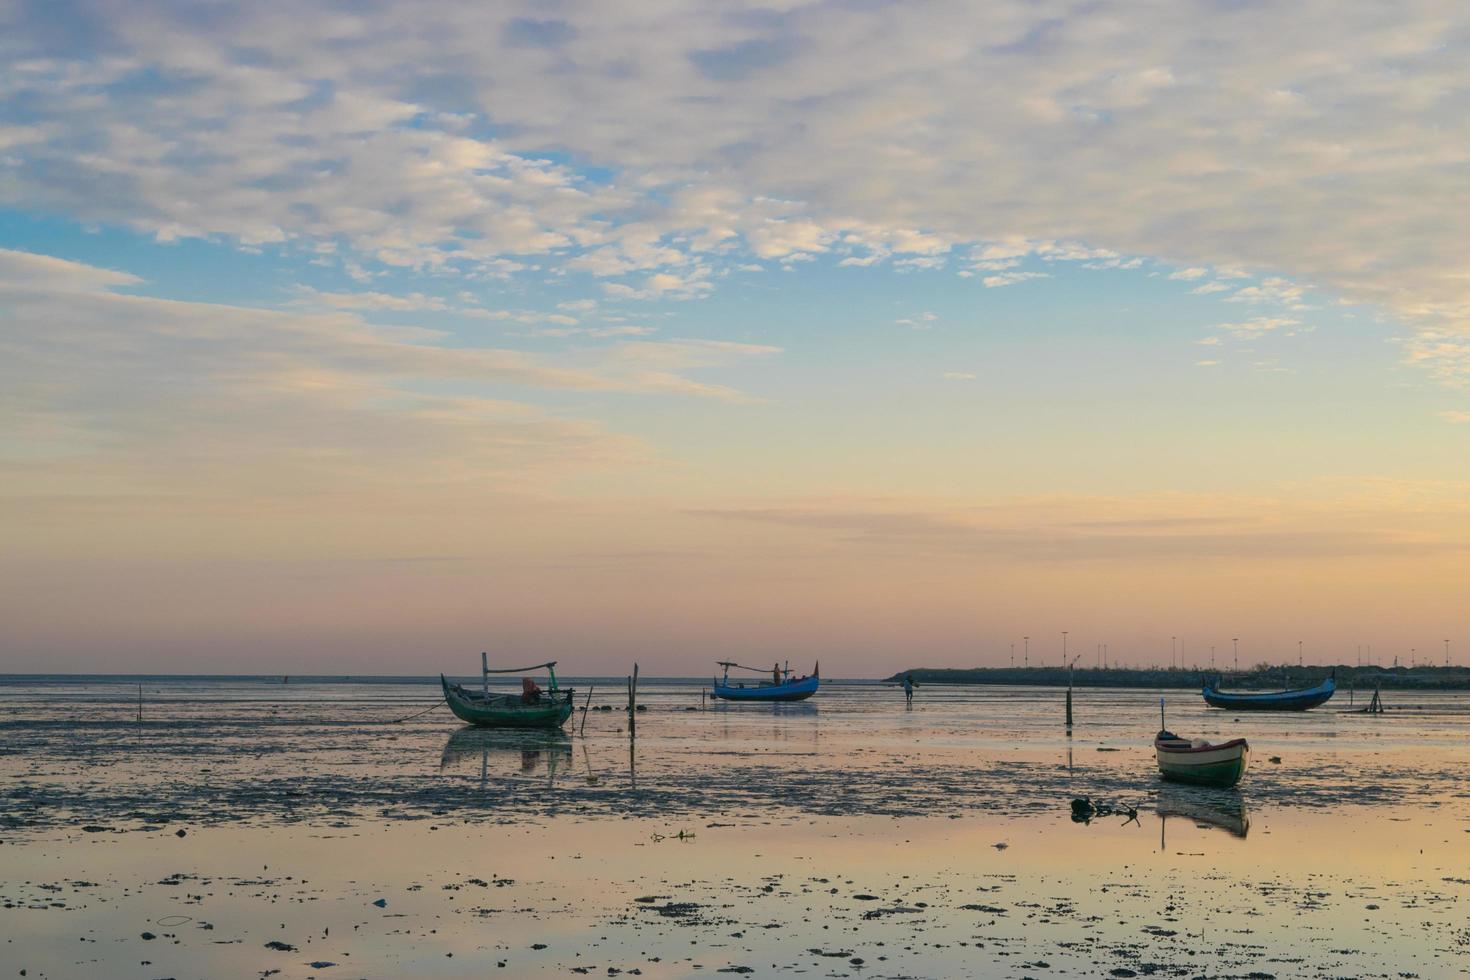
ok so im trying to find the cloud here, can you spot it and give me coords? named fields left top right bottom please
left=1169, top=268, right=1209, bottom=281
left=3, top=2, right=1470, bottom=381
left=1216, top=316, right=1300, bottom=339
left=691, top=496, right=1469, bottom=562
left=1228, top=277, right=1310, bottom=310
left=296, top=289, right=449, bottom=312
left=982, top=271, right=1049, bottom=288
left=0, top=250, right=777, bottom=508
left=941, top=371, right=975, bottom=381
left=896, top=312, right=938, bottom=330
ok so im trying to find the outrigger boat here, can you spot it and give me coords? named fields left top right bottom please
left=712, top=661, right=819, bottom=702
left=440, top=654, right=575, bottom=729
left=1202, top=672, right=1335, bottom=711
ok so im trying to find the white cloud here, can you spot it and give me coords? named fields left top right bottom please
left=3, top=3, right=1470, bottom=382
left=896, top=312, right=938, bottom=330
left=1228, top=277, right=1310, bottom=310
left=1217, top=316, right=1300, bottom=339
left=983, top=271, right=1050, bottom=288
left=1439, top=410, right=1470, bottom=423
left=1169, top=268, right=1208, bottom=281
left=942, top=371, right=975, bottom=381
left=0, top=250, right=779, bottom=506
left=296, top=289, right=448, bottom=312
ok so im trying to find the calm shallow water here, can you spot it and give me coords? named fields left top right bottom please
left=2, top=677, right=1468, bottom=977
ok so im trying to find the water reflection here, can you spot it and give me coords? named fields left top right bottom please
left=1156, top=784, right=1250, bottom=841
left=439, top=728, right=572, bottom=787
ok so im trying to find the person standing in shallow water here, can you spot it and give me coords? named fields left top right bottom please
left=903, top=673, right=917, bottom=705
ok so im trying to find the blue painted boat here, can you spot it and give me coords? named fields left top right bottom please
left=1201, top=673, right=1335, bottom=711
left=712, top=661, right=819, bottom=702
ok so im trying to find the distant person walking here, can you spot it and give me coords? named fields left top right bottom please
left=903, top=673, right=918, bottom=706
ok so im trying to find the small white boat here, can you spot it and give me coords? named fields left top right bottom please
left=1154, top=730, right=1250, bottom=787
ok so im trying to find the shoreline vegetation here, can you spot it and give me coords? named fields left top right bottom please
left=885, top=664, right=1470, bottom=691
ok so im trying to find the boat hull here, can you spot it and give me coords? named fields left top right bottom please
left=1155, top=736, right=1249, bottom=788
left=1201, top=676, right=1335, bottom=711
left=441, top=676, right=574, bottom=729
left=712, top=675, right=819, bottom=702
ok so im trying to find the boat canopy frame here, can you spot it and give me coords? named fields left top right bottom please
left=476, top=653, right=562, bottom=695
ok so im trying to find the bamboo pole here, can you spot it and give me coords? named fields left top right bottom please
left=137, top=684, right=143, bottom=723
left=1065, top=666, right=1073, bottom=730
left=628, top=663, right=639, bottom=738
left=579, top=686, right=594, bottom=736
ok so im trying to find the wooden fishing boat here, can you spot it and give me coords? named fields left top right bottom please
left=1201, top=673, right=1335, bottom=711
left=712, top=661, right=819, bottom=702
left=440, top=655, right=574, bottom=729
left=1154, top=730, right=1249, bottom=787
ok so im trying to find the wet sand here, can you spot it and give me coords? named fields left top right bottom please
left=2, top=679, right=1468, bottom=977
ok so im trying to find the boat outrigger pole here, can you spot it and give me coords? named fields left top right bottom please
left=479, top=653, right=561, bottom=694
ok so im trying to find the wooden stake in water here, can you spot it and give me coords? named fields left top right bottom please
left=1159, top=697, right=1166, bottom=732
left=627, top=663, right=639, bottom=738
left=579, top=685, right=594, bottom=736
left=1065, top=666, right=1073, bottom=730
left=137, top=684, right=143, bottom=723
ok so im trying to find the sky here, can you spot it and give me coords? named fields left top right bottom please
left=2, top=1, right=1468, bottom=675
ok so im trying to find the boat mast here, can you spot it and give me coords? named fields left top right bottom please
left=481, top=651, right=489, bottom=696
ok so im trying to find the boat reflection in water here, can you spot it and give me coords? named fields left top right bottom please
left=1156, top=784, right=1251, bottom=846
left=439, top=727, right=572, bottom=787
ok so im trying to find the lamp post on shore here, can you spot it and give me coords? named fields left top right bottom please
left=1232, top=638, right=1239, bottom=673
left=1023, top=636, right=1029, bottom=669
left=1061, top=631, right=1068, bottom=668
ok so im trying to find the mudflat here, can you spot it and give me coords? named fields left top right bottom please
left=3, top=679, right=1467, bottom=977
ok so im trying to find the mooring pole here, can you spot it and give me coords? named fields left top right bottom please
left=628, top=663, right=639, bottom=738
left=137, top=684, right=143, bottom=723
left=481, top=651, right=489, bottom=696
left=1065, top=666, right=1074, bottom=730
left=580, top=685, right=594, bottom=736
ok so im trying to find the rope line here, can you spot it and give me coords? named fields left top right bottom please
left=391, top=698, right=447, bottom=724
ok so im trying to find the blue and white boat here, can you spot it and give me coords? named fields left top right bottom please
left=712, top=661, right=819, bottom=702
left=1201, top=673, right=1335, bottom=711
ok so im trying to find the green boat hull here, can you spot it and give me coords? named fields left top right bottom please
left=441, top=675, right=574, bottom=729
left=1157, top=757, right=1248, bottom=788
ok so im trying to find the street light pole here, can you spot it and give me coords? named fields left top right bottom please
left=1232, top=637, right=1239, bottom=673
left=1062, top=631, right=1068, bottom=668
left=1023, top=636, right=1029, bottom=668
left=1171, top=636, right=1176, bottom=670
